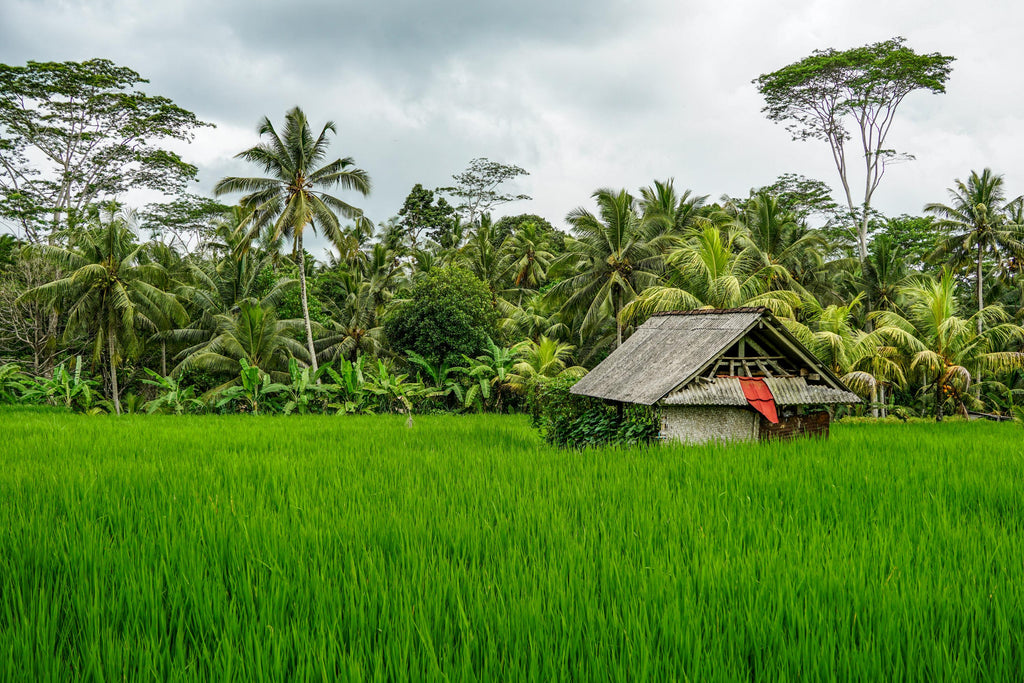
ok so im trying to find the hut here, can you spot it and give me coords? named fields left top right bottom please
left=570, top=307, right=860, bottom=444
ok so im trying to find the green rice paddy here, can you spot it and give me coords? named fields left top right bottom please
left=1, top=409, right=1022, bottom=681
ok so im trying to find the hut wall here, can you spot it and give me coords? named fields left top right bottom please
left=759, top=410, right=830, bottom=441
left=659, top=406, right=759, bottom=444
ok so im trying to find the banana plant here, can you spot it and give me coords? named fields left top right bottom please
left=216, top=358, right=287, bottom=414
left=364, top=359, right=426, bottom=414
left=280, top=358, right=332, bottom=415
left=0, top=363, right=31, bottom=404
left=24, top=357, right=106, bottom=413
left=324, top=356, right=371, bottom=414
left=405, top=351, right=465, bottom=409
left=141, top=369, right=205, bottom=415
left=458, top=339, right=516, bottom=412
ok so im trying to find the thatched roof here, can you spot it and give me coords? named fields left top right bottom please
left=570, top=307, right=859, bottom=406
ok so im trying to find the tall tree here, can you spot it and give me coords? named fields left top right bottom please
left=438, top=158, right=530, bottom=225
left=214, top=107, right=371, bottom=373
left=926, top=169, right=1024, bottom=334
left=0, top=59, right=210, bottom=243
left=18, top=207, right=186, bottom=413
left=755, top=38, right=954, bottom=273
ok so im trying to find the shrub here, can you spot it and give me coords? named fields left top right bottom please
left=528, top=376, right=660, bottom=448
left=384, top=266, right=498, bottom=366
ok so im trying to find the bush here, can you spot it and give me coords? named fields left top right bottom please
left=528, top=376, right=660, bottom=448
left=384, top=266, right=498, bottom=366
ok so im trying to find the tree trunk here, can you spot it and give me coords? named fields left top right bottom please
left=108, top=332, right=121, bottom=415
left=880, top=385, right=887, bottom=418
left=297, top=234, right=319, bottom=374
left=935, top=379, right=943, bottom=422
left=870, top=383, right=878, bottom=419
left=977, top=241, right=984, bottom=336
left=615, top=289, right=622, bottom=348
left=161, top=340, right=167, bottom=377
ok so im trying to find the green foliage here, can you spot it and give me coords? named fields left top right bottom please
left=396, top=183, right=456, bottom=248
left=0, top=362, right=30, bottom=404
left=324, top=356, right=370, bottom=414
left=279, top=357, right=332, bottom=415
left=0, top=59, right=210, bottom=242
left=276, top=283, right=330, bottom=325
left=138, top=194, right=231, bottom=251
left=754, top=173, right=843, bottom=227
left=492, top=213, right=565, bottom=253
left=141, top=369, right=204, bottom=415
left=875, top=214, right=943, bottom=271
left=385, top=266, right=498, bottom=366
left=458, top=338, right=517, bottom=413
left=215, top=358, right=288, bottom=414
left=529, top=376, right=660, bottom=448
left=23, top=357, right=106, bottom=413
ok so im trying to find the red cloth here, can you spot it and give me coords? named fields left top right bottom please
left=738, top=377, right=779, bottom=423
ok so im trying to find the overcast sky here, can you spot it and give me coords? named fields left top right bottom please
left=3, top=0, right=1023, bottom=253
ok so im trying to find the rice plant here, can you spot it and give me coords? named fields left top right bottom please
left=1, top=409, right=1021, bottom=681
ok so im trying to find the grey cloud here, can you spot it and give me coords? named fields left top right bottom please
left=4, top=0, right=1024, bottom=260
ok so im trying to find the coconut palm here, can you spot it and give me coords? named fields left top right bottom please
left=508, top=336, right=586, bottom=395
left=862, top=234, right=910, bottom=314
left=735, top=192, right=830, bottom=293
left=460, top=214, right=510, bottom=295
left=214, top=106, right=371, bottom=373
left=637, top=179, right=709, bottom=237
left=619, top=224, right=801, bottom=325
left=868, top=270, right=1024, bottom=420
left=316, top=274, right=384, bottom=363
left=18, top=207, right=187, bottom=414
left=926, top=169, right=1024, bottom=333
left=504, top=220, right=554, bottom=290
left=174, top=301, right=308, bottom=396
left=547, top=189, right=668, bottom=347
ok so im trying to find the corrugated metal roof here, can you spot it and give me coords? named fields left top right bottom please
left=569, top=309, right=763, bottom=405
left=663, top=376, right=860, bottom=406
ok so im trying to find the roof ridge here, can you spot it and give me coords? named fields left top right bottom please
left=650, top=307, right=768, bottom=317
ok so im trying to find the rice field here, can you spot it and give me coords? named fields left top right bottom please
left=1, top=408, right=1023, bottom=681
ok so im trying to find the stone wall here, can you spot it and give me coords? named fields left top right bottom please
left=660, top=406, right=760, bottom=444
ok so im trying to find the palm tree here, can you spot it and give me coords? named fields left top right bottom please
left=316, top=272, right=384, bottom=363
left=214, top=107, right=371, bottom=373
left=862, top=234, right=910, bottom=314
left=504, top=220, right=554, bottom=290
left=460, top=214, right=510, bottom=295
left=547, top=189, right=667, bottom=347
left=174, top=301, right=308, bottom=396
left=619, top=224, right=801, bottom=325
left=637, top=179, right=708, bottom=237
left=508, top=336, right=586, bottom=395
left=869, top=270, right=1024, bottom=420
left=735, top=192, right=830, bottom=294
left=926, top=169, right=1024, bottom=334
left=18, top=207, right=187, bottom=414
